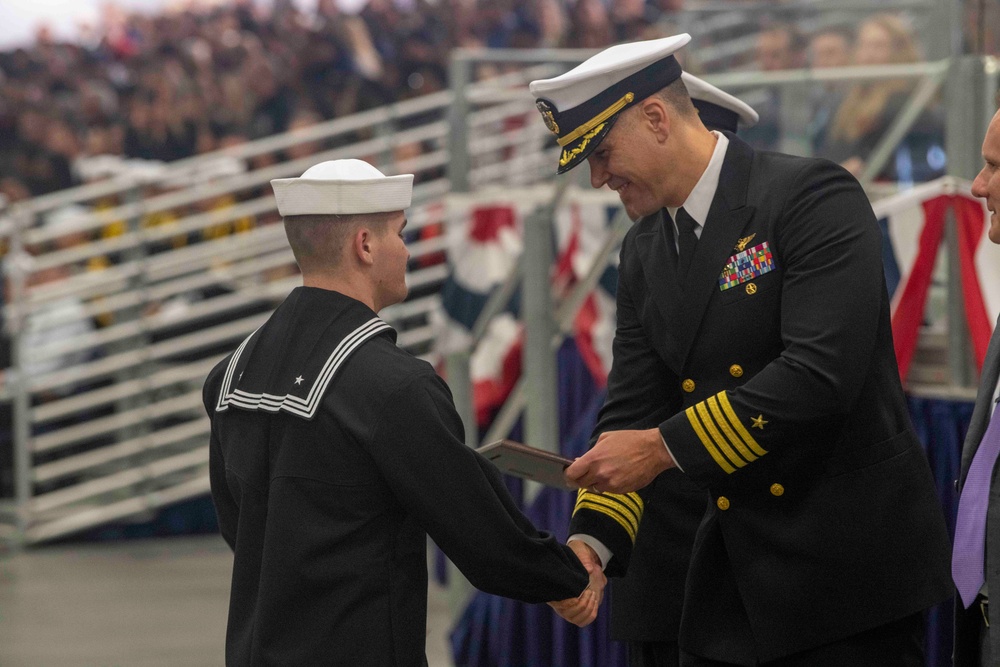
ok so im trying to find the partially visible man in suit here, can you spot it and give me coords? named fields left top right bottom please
left=566, top=72, right=760, bottom=667
left=953, top=106, right=1000, bottom=667
left=531, top=34, right=953, bottom=666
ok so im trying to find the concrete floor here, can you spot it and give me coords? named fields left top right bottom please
left=0, top=535, right=455, bottom=666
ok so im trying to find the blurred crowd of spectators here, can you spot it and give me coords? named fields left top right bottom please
left=2, top=0, right=983, bottom=204
left=0, top=0, right=692, bottom=202
left=743, top=12, right=948, bottom=183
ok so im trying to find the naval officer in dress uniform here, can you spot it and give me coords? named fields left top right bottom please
left=530, top=35, right=952, bottom=666
left=566, top=72, right=762, bottom=667
left=205, top=159, right=603, bottom=666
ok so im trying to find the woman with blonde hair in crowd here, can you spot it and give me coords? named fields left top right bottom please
left=819, top=13, right=944, bottom=182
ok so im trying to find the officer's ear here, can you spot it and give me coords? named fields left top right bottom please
left=639, top=97, right=671, bottom=143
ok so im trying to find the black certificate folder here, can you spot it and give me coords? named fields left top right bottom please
left=477, top=439, right=574, bottom=490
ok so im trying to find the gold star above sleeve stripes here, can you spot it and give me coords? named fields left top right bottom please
left=572, top=488, right=644, bottom=544
left=684, top=391, right=768, bottom=474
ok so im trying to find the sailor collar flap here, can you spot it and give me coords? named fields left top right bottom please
left=215, top=290, right=393, bottom=420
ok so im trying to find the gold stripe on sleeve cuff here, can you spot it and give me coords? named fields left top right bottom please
left=574, top=490, right=642, bottom=525
left=717, top=391, right=767, bottom=457
left=707, top=395, right=759, bottom=463
left=602, top=490, right=644, bottom=518
left=685, top=406, right=737, bottom=474
left=695, top=402, right=748, bottom=469
left=574, top=500, right=638, bottom=543
left=574, top=489, right=643, bottom=519
left=574, top=491, right=641, bottom=535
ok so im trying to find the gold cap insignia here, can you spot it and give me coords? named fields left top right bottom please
left=735, top=234, right=756, bottom=252
left=535, top=100, right=560, bottom=136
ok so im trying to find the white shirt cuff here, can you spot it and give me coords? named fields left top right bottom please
left=659, top=429, right=684, bottom=472
left=568, top=534, right=612, bottom=572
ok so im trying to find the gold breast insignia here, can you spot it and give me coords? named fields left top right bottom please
left=735, top=234, right=756, bottom=253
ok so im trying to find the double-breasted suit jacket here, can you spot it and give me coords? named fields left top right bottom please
left=954, top=313, right=1000, bottom=667
left=569, top=132, right=952, bottom=662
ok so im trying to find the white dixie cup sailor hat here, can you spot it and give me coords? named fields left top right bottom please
left=270, top=159, right=414, bottom=216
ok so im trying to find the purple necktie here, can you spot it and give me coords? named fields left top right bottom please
left=953, top=400, right=1000, bottom=608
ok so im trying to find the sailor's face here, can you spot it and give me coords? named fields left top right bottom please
left=373, top=212, right=410, bottom=310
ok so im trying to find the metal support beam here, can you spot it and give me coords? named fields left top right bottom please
left=946, top=57, right=990, bottom=182
left=483, top=205, right=633, bottom=447
left=445, top=353, right=477, bottom=450
left=941, top=56, right=990, bottom=389
left=447, top=56, right=472, bottom=193
left=522, top=206, right=559, bottom=459
left=8, top=207, right=32, bottom=549
left=442, top=56, right=477, bottom=605
left=944, top=206, right=973, bottom=388
left=984, top=57, right=1000, bottom=135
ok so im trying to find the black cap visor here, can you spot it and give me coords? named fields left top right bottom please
left=556, top=112, right=622, bottom=175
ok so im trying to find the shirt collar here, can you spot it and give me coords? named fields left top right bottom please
left=666, top=131, right=729, bottom=229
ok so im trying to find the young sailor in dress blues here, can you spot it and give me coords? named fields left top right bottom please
left=205, top=159, right=603, bottom=667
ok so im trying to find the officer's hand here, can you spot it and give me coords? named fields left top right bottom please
left=548, top=543, right=606, bottom=627
left=564, top=428, right=675, bottom=493
left=567, top=539, right=602, bottom=573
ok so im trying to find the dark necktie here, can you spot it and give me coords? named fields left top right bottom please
left=675, top=207, right=699, bottom=280
left=953, top=400, right=1000, bottom=607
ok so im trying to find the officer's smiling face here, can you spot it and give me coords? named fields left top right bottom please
left=585, top=108, right=666, bottom=220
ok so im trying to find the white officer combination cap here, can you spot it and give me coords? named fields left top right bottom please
left=682, top=72, right=759, bottom=133
left=528, top=34, right=691, bottom=174
left=270, top=159, right=414, bottom=216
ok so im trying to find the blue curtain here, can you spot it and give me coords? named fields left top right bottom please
left=908, top=395, right=974, bottom=667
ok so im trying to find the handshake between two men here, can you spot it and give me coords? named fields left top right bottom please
left=548, top=549, right=608, bottom=627
left=548, top=426, right=678, bottom=626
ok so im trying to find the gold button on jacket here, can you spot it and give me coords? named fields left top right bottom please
left=682, top=379, right=696, bottom=393
left=770, top=483, right=784, bottom=497
left=729, top=364, right=744, bottom=378
left=717, top=496, right=730, bottom=511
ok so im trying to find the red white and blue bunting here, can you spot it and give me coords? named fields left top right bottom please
left=435, top=190, right=621, bottom=426
left=876, top=176, right=998, bottom=384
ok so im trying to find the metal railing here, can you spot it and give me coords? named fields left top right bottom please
left=1, top=28, right=995, bottom=546
left=0, top=61, right=567, bottom=545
